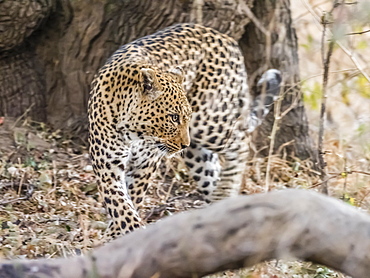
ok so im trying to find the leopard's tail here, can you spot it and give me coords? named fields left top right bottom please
left=247, top=69, right=282, bottom=133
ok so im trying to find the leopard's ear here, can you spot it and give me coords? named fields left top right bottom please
left=169, top=66, right=185, bottom=83
left=141, top=68, right=161, bottom=100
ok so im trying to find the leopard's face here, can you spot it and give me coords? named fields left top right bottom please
left=125, top=66, right=192, bottom=155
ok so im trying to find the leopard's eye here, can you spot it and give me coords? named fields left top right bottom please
left=171, top=114, right=180, bottom=123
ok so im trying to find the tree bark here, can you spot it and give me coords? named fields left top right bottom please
left=0, top=48, right=47, bottom=121
left=1, top=189, right=370, bottom=278
left=0, top=0, right=54, bottom=121
left=240, top=0, right=319, bottom=166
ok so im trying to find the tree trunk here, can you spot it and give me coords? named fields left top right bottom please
left=0, top=0, right=54, bottom=121
left=0, top=48, right=47, bottom=121
left=239, top=0, right=319, bottom=166
left=1, top=189, right=369, bottom=278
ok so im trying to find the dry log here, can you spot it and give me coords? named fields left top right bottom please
left=1, top=189, right=370, bottom=278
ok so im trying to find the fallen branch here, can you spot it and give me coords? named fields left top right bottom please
left=1, top=189, right=370, bottom=278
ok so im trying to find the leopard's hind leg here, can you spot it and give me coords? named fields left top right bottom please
left=183, top=142, right=221, bottom=202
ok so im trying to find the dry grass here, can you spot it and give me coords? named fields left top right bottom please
left=0, top=118, right=103, bottom=259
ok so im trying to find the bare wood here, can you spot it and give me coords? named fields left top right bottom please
left=1, top=189, right=370, bottom=277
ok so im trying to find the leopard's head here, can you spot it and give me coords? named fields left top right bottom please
left=125, top=66, right=192, bottom=155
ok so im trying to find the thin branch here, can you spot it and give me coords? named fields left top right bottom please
left=328, top=170, right=370, bottom=177
left=339, top=1, right=358, bottom=5
left=259, top=0, right=280, bottom=192
left=320, top=12, right=327, bottom=66
left=346, top=29, right=370, bottom=35
left=317, top=0, right=341, bottom=195
left=242, top=4, right=270, bottom=37
left=11, top=103, right=35, bottom=129
left=310, top=175, right=338, bottom=188
left=264, top=82, right=284, bottom=192
left=0, top=196, right=29, bottom=205
left=294, top=0, right=331, bottom=21
left=336, top=40, right=370, bottom=82
left=311, top=169, right=370, bottom=188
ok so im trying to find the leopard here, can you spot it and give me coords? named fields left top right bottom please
left=88, top=23, right=281, bottom=239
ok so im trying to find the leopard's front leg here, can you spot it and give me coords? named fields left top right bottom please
left=125, top=141, right=164, bottom=210
left=89, top=133, right=143, bottom=239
